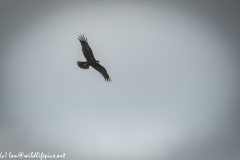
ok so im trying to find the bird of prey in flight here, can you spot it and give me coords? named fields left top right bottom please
left=77, top=35, right=111, bottom=81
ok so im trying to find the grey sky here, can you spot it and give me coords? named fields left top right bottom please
left=0, top=1, right=240, bottom=160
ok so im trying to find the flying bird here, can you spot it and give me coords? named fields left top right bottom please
left=77, top=35, right=111, bottom=81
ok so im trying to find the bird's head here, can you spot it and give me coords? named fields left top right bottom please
left=96, top=60, right=100, bottom=63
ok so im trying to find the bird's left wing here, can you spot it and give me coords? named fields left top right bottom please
left=91, top=63, right=111, bottom=81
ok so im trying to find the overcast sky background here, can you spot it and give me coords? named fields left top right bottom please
left=0, top=0, right=240, bottom=160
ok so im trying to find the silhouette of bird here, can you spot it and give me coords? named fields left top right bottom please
left=77, top=35, right=111, bottom=81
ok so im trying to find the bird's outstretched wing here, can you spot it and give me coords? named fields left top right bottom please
left=78, top=35, right=96, bottom=62
left=91, top=63, right=111, bottom=81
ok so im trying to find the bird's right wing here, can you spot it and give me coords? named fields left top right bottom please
left=91, top=63, right=111, bottom=81
left=78, top=35, right=96, bottom=62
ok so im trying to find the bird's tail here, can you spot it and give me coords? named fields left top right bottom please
left=77, top=61, right=90, bottom=69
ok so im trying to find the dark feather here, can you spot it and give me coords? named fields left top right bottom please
left=77, top=35, right=111, bottom=82
left=77, top=61, right=89, bottom=69
left=78, top=35, right=96, bottom=62
left=91, top=63, right=111, bottom=81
